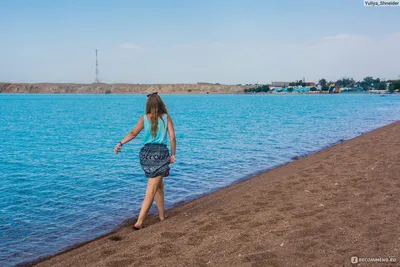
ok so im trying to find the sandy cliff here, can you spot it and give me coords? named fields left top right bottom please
left=0, top=83, right=248, bottom=94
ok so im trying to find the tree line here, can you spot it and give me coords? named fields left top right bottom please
left=244, top=84, right=270, bottom=93
left=244, top=77, right=400, bottom=93
left=319, top=77, right=400, bottom=92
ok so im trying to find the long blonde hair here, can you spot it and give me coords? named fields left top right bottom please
left=145, top=93, right=168, bottom=137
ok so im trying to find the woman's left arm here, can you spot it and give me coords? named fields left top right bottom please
left=114, top=116, right=144, bottom=154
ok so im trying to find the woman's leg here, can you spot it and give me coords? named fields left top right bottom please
left=134, top=175, right=163, bottom=228
left=155, top=178, right=165, bottom=221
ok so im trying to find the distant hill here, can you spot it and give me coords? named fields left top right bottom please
left=0, top=83, right=249, bottom=94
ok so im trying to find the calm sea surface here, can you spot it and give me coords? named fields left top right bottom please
left=1, top=94, right=399, bottom=266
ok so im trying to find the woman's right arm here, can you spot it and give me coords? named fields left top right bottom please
left=167, top=114, right=176, bottom=163
left=114, top=116, right=144, bottom=154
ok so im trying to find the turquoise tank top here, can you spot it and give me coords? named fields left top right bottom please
left=143, top=113, right=168, bottom=145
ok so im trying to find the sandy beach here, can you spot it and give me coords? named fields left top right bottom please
left=29, top=121, right=400, bottom=267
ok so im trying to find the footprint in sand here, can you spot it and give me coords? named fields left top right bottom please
left=291, top=210, right=318, bottom=219
left=220, top=215, right=236, bottom=221
left=240, top=251, right=278, bottom=264
left=199, top=223, right=215, bottom=232
left=235, top=209, right=250, bottom=216
left=108, top=235, right=122, bottom=241
left=157, top=243, right=178, bottom=255
left=186, top=233, right=207, bottom=246
left=253, top=201, right=268, bottom=207
left=248, top=221, right=264, bottom=228
left=106, top=258, right=136, bottom=267
left=160, top=231, right=186, bottom=238
left=102, top=249, right=117, bottom=256
left=193, top=219, right=207, bottom=226
left=138, top=244, right=153, bottom=252
left=277, top=204, right=296, bottom=212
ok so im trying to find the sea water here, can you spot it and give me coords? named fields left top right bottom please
left=0, top=93, right=399, bottom=266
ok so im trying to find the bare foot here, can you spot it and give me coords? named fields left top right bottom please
left=133, top=223, right=143, bottom=230
left=159, top=215, right=168, bottom=222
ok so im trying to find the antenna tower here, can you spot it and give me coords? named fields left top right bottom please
left=95, top=49, right=100, bottom=83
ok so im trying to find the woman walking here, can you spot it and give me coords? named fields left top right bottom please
left=114, top=92, right=176, bottom=230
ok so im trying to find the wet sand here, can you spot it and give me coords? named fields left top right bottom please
left=32, top=121, right=400, bottom=267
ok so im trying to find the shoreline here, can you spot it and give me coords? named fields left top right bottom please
left=1, top=83, right=398, bottom=95
left=16, top=131, right=349, bottom=266
left=2, top=92, right=399, bottom=96
left=18, top=121, right=400, bottom=267
left=19, top=137, right=343, bottom=266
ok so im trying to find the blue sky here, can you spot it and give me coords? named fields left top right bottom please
left=1, top=0, right=399, bottom=84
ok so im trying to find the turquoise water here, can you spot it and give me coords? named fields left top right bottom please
left=0, top=94, right=399, bottom=266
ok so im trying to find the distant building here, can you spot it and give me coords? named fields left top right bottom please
left=293, top=86, right=311, bottom=93
left=272, top=81, right=316, bottom=87
left=197, top=82, right=221, bottom=85
left=305, top=82, right=316, bottom=87
left=271, top=82, right=291, bottom=87
left=271, top=87, right=284, bottom=93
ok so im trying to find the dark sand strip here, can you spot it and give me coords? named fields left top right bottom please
left=32, top=122, right=400, bottom=267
